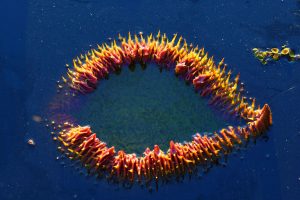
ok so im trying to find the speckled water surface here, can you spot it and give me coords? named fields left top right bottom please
left=1, top=0, right=300, bottom=200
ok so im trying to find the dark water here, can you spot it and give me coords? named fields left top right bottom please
left=1, top=0, right=300, bottom=199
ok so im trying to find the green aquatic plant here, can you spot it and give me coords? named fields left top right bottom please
left=252, top=45, right=300, bottom=65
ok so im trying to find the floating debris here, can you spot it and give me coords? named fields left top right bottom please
left=252, top=45, right=300, bottom=65
left=27, top=139, right=36, bottom=146
left=32, top=115, right=42, bottom=123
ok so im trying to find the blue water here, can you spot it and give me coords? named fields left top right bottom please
left=1, top=0, right=300, bottom=199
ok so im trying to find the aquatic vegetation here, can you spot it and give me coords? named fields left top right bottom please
left=252, top=45, right=300, bottom=65
left=50, top=32, right=272, bottom=190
